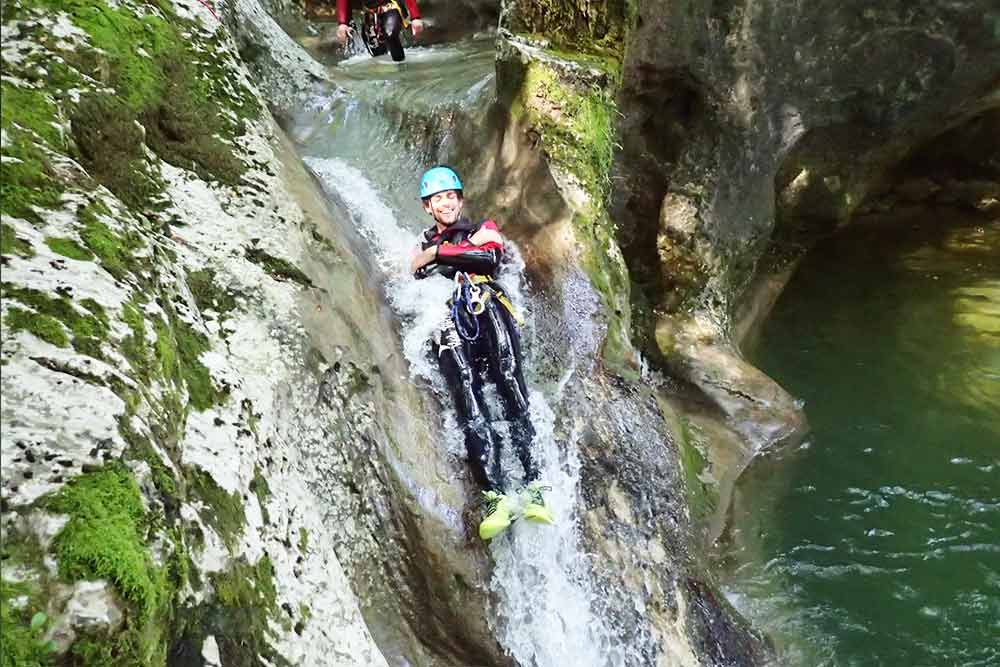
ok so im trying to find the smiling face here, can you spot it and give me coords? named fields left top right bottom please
left=422, top=189, right=463, bottom=228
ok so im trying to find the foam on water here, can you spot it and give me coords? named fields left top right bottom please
left=488, top=397, right=612, bottom=667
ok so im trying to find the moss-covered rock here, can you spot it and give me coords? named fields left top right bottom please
left=0, top=1, right=301, bottom=663
left=505, top=0, right=631, bottom=58
left=499, top=39, right=639, bottom=376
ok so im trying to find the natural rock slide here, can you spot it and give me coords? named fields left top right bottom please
left=1, top=0, right=996, bottom=665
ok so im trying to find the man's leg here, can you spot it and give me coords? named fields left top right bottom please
left=435, top=326, right=503, bottom=491
left=379, top=8, right=406, bottom=61
left=482, top=299, right=539, bottom=483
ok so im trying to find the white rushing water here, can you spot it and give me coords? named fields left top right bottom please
left=298, top=41, right=620, bottom=665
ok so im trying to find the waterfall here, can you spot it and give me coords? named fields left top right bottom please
left=294, top=39, right=618, bottom=666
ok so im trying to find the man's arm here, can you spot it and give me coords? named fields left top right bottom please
left=335, top=0, right=354, bottom=44
left=434, top=220, right=503, bottom=275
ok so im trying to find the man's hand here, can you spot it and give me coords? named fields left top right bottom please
left=336, top=23, right=354, bottom=46
left=410, top=245, right=437, bottom=273
left=410, top=18, right=425, bottom=38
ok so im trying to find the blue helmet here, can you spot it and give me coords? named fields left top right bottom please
left=420, top=166, right=463, bottom=199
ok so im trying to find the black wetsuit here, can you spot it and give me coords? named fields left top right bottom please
left=417, top=218, right=539, bottom=492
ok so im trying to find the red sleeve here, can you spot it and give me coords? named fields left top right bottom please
left=477, top=220, right=502, bottom=252
left=434, top=220, right=503, bottom=274
left=404, top=0, right=421, bottom=19
left=337, top=0, right=349, bottom=24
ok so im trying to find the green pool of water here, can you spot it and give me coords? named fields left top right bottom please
left=724, top=217, right=1000, bottom=666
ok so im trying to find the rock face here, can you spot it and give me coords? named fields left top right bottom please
left=613, top=0, right=999, bottom=454
left=0, top=1, right=386, bottom=664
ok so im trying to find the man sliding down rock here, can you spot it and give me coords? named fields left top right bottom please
left=410, top=166, right=555, bottom=540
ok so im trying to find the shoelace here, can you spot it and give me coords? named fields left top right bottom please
left=482, top=494, right=503, bottom=515
left=526, top=484, right=552, bottom=504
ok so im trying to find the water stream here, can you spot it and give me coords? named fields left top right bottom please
left=291, top=39, right=616, bottom=666
left=723, top=217, right=1000, bottom=666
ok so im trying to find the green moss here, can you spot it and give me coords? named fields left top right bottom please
left=569, top=206, right=636, bottom=377
left=194, top=32, right=261, bottom=124
left=141, top=56, right=247, bottom=186
left=0, top=0, right=260, bottom=232
left=120, top=418, right=177, bottom=499
left=79, top=297, right=104, bottom=317
left=206, top=556, right=290, bottom=664
left=120, top=299, right=155, bottom=381
left=79, top=203, right=145, bottom=281
left=1, top=579, right=54, bottom=667
left=245, top=247, right=313, bottom=287
left=186, top=268, right=238, bottom=316
left=0, top=529, right=53, bottom=667
left=517, top=62, right=617, bottom=200
left=0, top=136, right=64, bottom=223
left=674, top=418, right=719, bottom=525
left=165, top=526, right=196, bottom=595
left=509, top=0, right=629, bottom=59
left=212, top=556, right=276, bottom=610
left=45, top=237, right=95, bottom=261
left=45, top=465, right=164, bottom=616
left=0, top=81, right=63, bottom=148
left=512, top=60, right=639, bottom=374
left=1, top=223, right=35, bottom=258
left=40, top=0, right=174, bottom=110
left=4, top=306, right=69, bottom=347
left=250, top=466, right=271, bottom=526
left=188, top=469, right=246, bottom=552
left=297, top=527, right=309, bottom=553
left=171, top=556, right=287, bottom=667
left=542, top=43, right=623, bottom=79
left=70, top=336, right=104, bottom=359
left=54, top=0, right=248, bottom=185
left=1, top=284, right=109, bottom=347
left=72, top=94, right=164, bottom=211
left=153, top=313, right=223, bottom=411
left=66, top=624, right=165, bottom=667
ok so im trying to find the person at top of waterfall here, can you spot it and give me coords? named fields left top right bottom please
left=334, top=0, right=425, bottom=62
left=410, top=166, right=555, bottom=541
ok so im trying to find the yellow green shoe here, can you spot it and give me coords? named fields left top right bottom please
left=479, top=491, right=512, bottom=540
left=521, top=482, right=555, bottom=525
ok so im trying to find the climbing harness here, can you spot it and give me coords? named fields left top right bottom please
left=452, top=272, right=483, bottom=341
left=449, top=272, right=525, bottom=342
left=467, top=274, right=524, bottom=326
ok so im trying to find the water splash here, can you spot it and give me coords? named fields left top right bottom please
left=487, top=397, right=611, bottom=667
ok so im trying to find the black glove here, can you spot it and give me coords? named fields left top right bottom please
left=413, top=263, right=441, bottom=280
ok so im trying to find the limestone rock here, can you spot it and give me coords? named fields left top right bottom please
left=47, top=581, right=125, bottom=654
